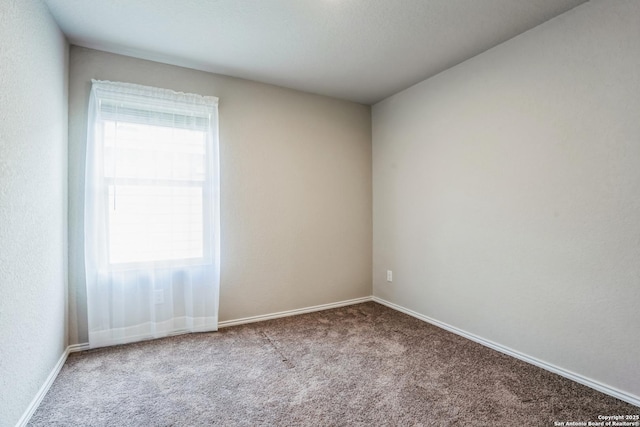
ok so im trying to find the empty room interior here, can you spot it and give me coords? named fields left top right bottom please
left=1, top=0, right=639, bottom=425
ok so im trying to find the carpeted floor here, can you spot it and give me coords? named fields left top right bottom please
left=30, top=302, right=638, bottom=426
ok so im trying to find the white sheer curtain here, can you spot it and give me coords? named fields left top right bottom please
left=85, top=80, right=220, bottom=349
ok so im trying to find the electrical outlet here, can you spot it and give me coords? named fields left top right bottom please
left=386, top=270, right=393, bottom=282
left=154, top=290, right=164, bottom=304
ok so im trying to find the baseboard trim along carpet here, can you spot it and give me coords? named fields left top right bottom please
left=372, top=296, right=640, bottom=408
left=15, top=347, right=68, bottom=427
left=218, top=296, right=373, bottom=328
left=16, top=343, right=91, bottom=427
left=18, top=294, right=637, bottom=425
left=68, top=343, right=91, bottom=353
left=63, top=296, right=374, bottom=350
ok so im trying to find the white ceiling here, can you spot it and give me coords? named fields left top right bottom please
left=44, top=0, right=587, bottom=104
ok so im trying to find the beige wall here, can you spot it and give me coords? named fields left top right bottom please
left=0, top=1, right=69, bottom=425
left=373, top=0, right=640, bottom=401
left=68, top=47, right=372, bottom=344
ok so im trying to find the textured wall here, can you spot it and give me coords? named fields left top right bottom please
left=373, top=0, right=640, bottom=400
left=68, top=47, right=372, bottom=345
left=0, top=1, right=68, bottom=425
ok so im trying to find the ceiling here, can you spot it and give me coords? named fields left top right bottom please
left=43, top=0, right=587, bottom=105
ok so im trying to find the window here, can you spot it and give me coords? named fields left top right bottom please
left=84, top=80, right=220, bottom=348
left=87, top=80, right=219, bottom=268
left=103, top=118, right=209, bottom=264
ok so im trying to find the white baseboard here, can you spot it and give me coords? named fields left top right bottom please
left=218, top=296, right=373, bottom=328
left=372, top=296, right=640, bottom=408
left=22, top=294, right=633, bottom=427
left=15, top=347, right=69, bottom=427
left=68, top=343, right=90, bottom=353
left=58, top=298, right=374, bottom=357
left=15, top=342, right=91, bottom=427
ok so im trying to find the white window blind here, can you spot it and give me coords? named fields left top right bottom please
left=103, top=120, right=208, bottom=264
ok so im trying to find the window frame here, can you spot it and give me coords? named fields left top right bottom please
left=88, top=81, right=219, bottom=272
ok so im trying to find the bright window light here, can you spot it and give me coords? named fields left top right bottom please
left=103, top=121, right=208, bottom=264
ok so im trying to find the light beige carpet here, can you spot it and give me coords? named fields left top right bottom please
left=30, top=302, right=637, bottom=426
